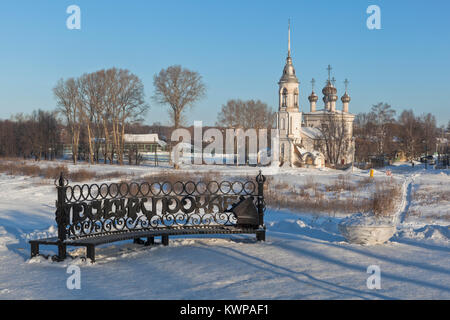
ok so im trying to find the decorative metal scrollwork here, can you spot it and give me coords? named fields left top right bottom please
left=54, top=173, right=69, bottom=187
left=54, top=172, right=266, bottom=240
left=63, top=179, right=257, bottom=203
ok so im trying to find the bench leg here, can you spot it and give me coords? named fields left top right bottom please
left=256, top=230, right=265, bottom=242
left=30, top=242, right=39, bottom=258
left=162, top=235, right=169, bottom=246
left=145, top=237, right=154, bottom=246
left=86, top=245, right=95, bottom=263
left=133, top=238, right=145, bottom=245
left=58, top=243, right=67, bottom=260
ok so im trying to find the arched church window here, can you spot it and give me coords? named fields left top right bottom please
left=281, top=118, right=285, bottom=130
left=294, top=93, right=298, bottom=107
left=282, top=88, right=288, bottom=107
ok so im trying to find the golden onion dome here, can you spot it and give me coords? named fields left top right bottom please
left=322, top=80, right=337, bottom=96
left=341, top=92, right=351, bottom=103
left=308, top=91, right=318, bottom=102
left=329, top=94, right=338, bottom=102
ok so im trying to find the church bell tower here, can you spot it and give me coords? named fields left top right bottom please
left=277, top=21, right=302, bottom=166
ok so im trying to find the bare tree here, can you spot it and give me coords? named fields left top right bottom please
left=397, top=110, right=420, bottom=160
left=79, top=73, right=100, bottom=164
left=354, top=112, right=377, bottom=162
left=369, top=103, right=396, bottom=156
left=420, top=113, right=438, bottom=157
left=53, top=78, right=82, bottom=164
left=315, top=112, right=351, bottom=166
left=217, top=99, right=275, bottom=129
left=95, top=69, right=113, bottom=164
left=105, top=68, right=149, bottom=165
left=152, top=65, right=206, bottom=128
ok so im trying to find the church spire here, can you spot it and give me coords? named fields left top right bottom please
left=288, top=19, right=291, bottom=58
left=279, top=20, right=298, bottom=85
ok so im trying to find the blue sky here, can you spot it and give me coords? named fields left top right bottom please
left=0, top=0, right=449, bottom=126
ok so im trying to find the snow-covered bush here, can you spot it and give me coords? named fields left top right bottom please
left=338, top=212, right=396, bottom=245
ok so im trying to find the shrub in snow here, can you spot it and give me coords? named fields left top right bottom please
left=338, top=212, right=396, bottom=245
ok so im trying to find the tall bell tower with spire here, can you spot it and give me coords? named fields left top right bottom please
left=276, top=20, right=302, bottom=166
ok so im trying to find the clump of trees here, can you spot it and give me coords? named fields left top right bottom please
left=0, top=110, right=60, bottom=160
left=1, top=65, right=210, bottom=165
left=354, top=102, right=441, bottom=162
left=53, top=68, right=149, bottom=165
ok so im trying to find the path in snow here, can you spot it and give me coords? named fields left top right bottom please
left=396, top=172, right=420, bottom=224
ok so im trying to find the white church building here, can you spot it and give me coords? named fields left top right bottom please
left=276, top=25, right=355, bottom=168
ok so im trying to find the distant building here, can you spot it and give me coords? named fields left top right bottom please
left=62, top=133, right=168, bottom=161
left=123, top=133, right=167, bottom=154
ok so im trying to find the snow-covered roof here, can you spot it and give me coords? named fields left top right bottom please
left=124, top=134, right=159, bottom=143
left=303, top=109, right=353, bottom=115
left=123, top=133, right=166, bottom=147
left=301, top=127, right=322, bottom=139
left=295, top=146, right=323, bottom=158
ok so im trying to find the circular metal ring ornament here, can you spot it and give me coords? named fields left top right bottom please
left=99, top=183, right=109, bottom=199
left=118, top=182, right=129, bottom=198
left=173, top=181, right=185, bottom=196
left=81, top=184, right=90, bottom=201
left=72, top=185, right=82, bottom=202
left=89, top=184, right=100, bottom=200
left=161, top=181, right=173, bottom=195
left=207, top=181, right=220, bottom=194
left=243, top=181, right=256, bottom=195
left=195, top=181, right=207, bottom=195
left=149, top=182, right=161, bottom=196
left=109, top=183, right=119, bottom=198
left=231, top=181, right=244, bottom=195
left=219, top=181, right=232, bottom=194
left=184, top=181, right=196, bottom=195
left=129, top=182, right=140, bottom=198
left=140, top=182, right=150, bottom=197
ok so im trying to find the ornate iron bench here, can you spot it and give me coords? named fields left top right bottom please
left=29, top=171, right=267, bottom=262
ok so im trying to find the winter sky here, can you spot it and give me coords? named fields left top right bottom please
left=0, top=0, right=449, bottom=126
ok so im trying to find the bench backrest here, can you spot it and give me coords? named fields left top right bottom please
left=55, top=171, right=266, bottom=240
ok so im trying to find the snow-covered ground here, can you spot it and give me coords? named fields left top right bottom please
left=0, top=160, right=448, bottom=299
